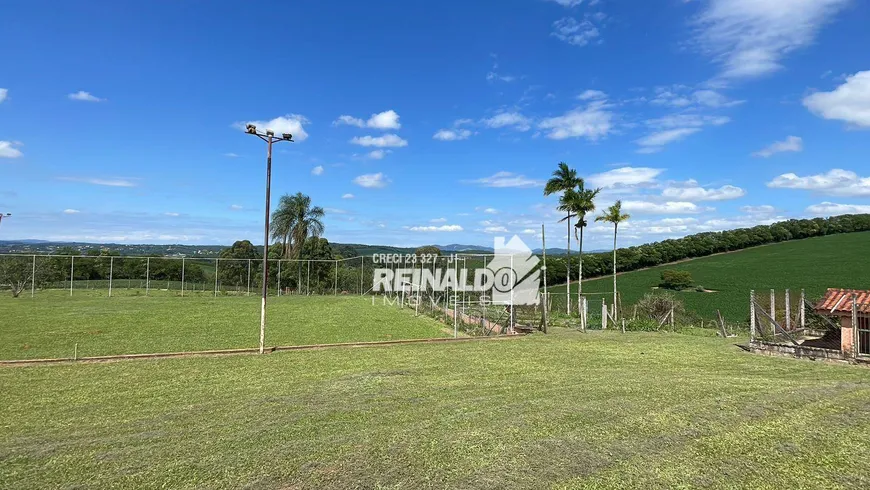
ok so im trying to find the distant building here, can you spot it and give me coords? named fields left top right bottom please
left=814, top=289, right=870, bottom=357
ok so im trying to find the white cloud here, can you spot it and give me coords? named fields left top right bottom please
left=547, top=0, right=584, bottom=6
left=651, top=87, right=742, bottom=108
left=354, top=172, right=390, bottom=189
left=662, top=180, right=746, bottom=201
left=622, top=201, right=708, bottom=214
left=481, top=112, right=531, bottom=131
left=230, top=204, right=244, bottom=210
left=806, top=202, right=870, bottom=216
left=465, top=171, right=543, bottom=188
left=486, top=72, right=516, bottom=83
left=587, top=167, right=664, bottom=188
left=474, top=207, right=499, bottom=215
left=767, top=169, right=870, bottom=197
left=752, top=136, right=803, bottom=157
left=430, top=217, right=447, bottom=223
left=350, top=134, right=408, bottom=148
left=433, top=128, right=472, bottom=141
left=694, top=0, right=849, bottom=80
left=636, top=128, right=701, bottom=149
left=342, top=193, right=355, bottom=199
left=311, top=165, right=324, bottom=176
left=68, top=90, right=105, bottom=102
left=334, top=110, right=401, bottom=130
left=741, top=205, right=776, bottom=215
left=63, top=209, right=80, bottom=215
left=58, top=177, right=137, bottom=187
left=803, top=71, right=870, bottom=127
left=367, top=149, right=388, bottom=160
left=0, top=141, right=23, bottom=159
left=577, top=89, right=607, bottom=101
left=0, top=88, right=7, bottom=103
left=409, top=224, right=463, bottom=232
left=521, top=228, right=538, bottom=235
left=223, top=152, right=240, bottom=158
left=242, top=114, right=309, bottom=142
left=551, top=17, right=599, bottom=46
left=636, top=114, right=730, bottom=152
left=538, top=100, right=613, bottom=140
left=164, top=212, right=180, bottom=217
left=483, top=226, right=509, bottom=233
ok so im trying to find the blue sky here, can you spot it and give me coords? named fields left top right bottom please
left=1, top=0, right=869, bottom=250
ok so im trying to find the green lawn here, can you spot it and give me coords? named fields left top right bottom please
left=550, top=232, right=870, bottom=323
left=1, top=331, right=869, bottom=488
left=0, top=294, right=450, bottom=360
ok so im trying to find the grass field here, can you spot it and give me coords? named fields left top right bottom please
left=2, top=331, right=869, bottom=488
left=0, top=294, right=450, bottom=360
left=550, top=232, right=870, bottom=323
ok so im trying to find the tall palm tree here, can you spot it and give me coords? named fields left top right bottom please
left=595, top=200, right=630, bottom=317
left=571, top=186, right=601, bottom=299
left=270, top=192, right=325, bottom=259
left=544, top=162, right=580, bottom=315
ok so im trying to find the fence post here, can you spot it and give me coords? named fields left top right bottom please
left=109, top=256, right=114, bottom=298
left=750, top=290, right=756, bottom=341
left=181, top=257, right=185, bottom=297
left=800, top=289, right=806, bottom=329
left=785, top=288, right=791, bottom=330
left=602, top=299, right=608, bottom=329
left=770, top=289, right=775, bottom=324
left=453, top=256, right=458, bottom=338
left=306, top=260, right=311, bottom=296
left=31, top=255, right=36, bottom=298
left=334, top=260, right=338, bottom=296
left=214, top=258, right=218, bottom=297
left=70, top=256, right=74, bottom=296
left=852, top=292, right=859, bottom=359
left=247, top=259, right=251, bottom=296
left=146, top=257, right=150, bottom=296
left=277, top=259, right=281, bottom=296
left=359, top=256, right=364, bottom=295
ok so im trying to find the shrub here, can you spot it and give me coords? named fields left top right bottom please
left=635, top=291, right=685, bottom=320
left=660, top=270, right=693, bottom=290
left=624, top=318, right=660, bottom=332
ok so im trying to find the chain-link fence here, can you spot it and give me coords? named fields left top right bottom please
left=749, top=288, right=840, bottom=349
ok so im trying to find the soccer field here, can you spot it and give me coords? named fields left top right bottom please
left=1, top=331, right=869, bottom=488
left=0, top=294, right=451, bottom=360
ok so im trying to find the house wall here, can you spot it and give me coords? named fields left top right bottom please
left=840, top=315, right=855, bottom=357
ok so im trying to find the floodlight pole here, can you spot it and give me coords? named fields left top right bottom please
left=245, top=126, right=293, bottom=354
left=0, top=213, right=10, bottom=232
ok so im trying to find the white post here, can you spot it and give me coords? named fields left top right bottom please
left=453, top=256, right=458, bottom=338
left=416, top=261, right=422, bottom=317
left=108, top=256, right=114, bottom=298
left=602, top=299, right=608, bottom=330
left=70, top=256, right=74, bottom=296
left=334, top=260, right=338, bottom=296
left=785, top=288, right=791, bottom=330
left=181, top=257, right=185, bottom=297
left=247, top=259, right=252, bottom=296
left=800, top=289, right=806, bottom=329
left=31, top=255, right=36, bottom=298
left=307, top=260, right=311, bottom=296
left=852, top=292, right=859, bottom=359
left=146, top=257, right=150, bottom=296
left=750, top=290, right=756, bottom=340
left=510, top=254, right=515, bottom=333
left=214, top=258, right=218, bottom=297
left=360, top=256, right=364, bottom=295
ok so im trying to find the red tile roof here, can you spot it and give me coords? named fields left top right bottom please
left=815, top=288, right=870, bottom=314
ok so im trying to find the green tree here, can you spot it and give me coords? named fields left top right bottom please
left=544, top=162, right=581, bottom=315
left=414, top=245, right=441, bottom=257
left=558, top=185, right=601, bottom=308
left=219, top=240, right=261, bottom=288
left=660, top=270, right=693, bottom=290
left=0, top=256, right=33, bottom=297
left=270, top=192, right=326, bottom=259
left=596, top=200, right=630, bottom=315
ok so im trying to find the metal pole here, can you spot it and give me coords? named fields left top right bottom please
left=800, top=289, right=806, bottom=329
left=453, top=255, right=458, bottom=338
left=307, top=259, right=311, bottom=295
left=541, top=224, right=548, bottom=333
left=785, top=288, right=791, bottom=330
left=31, top=255, right=36, bottom=298
left=109, top=256, right=114, bottom=298
left=334, top=260, right=338, bottom=296
left=247, top=259, right=251, bottom=296
left=146, top=257, right=150, bottom=296
left=214, top=258, right=219, bottom=298
left=70, top=256, right=74, bottom=296
left=750, top=290, right=756, bottom=340
left=360, top=256, right=364, bottom=295
left=770, top=289, right=775, bottom=324
left=181, top=257, right=185, bottom=297
left=277, top=259, right=282, bottom=296
left=259, top=138, right=273, bottom=354
left=510, top=254, right=514, bottom=333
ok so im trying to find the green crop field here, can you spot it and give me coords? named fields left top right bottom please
left=0, top=294, right=451, bottom=361
left=549, top=232, right=870, bottom=323
left=2, top=332, right=869, bottom=488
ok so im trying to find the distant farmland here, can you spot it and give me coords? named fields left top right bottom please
left=548, top=231, right=870, bottom=323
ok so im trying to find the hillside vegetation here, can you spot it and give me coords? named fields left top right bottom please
left=550, top=231, right=870, bottom=323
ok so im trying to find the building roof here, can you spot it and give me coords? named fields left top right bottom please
left=815, top=288, right=870, bottom=314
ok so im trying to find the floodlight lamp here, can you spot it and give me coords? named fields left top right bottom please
left=282, top=133, right=292, bottom=141
left=266, top=130, right=275, bottom=137
left=245, top=124, right=257, bottom=134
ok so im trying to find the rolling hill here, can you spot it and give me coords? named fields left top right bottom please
left=547, top=231, right=870, bottom=323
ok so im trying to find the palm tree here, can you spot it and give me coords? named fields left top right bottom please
left=544, top=162, right=581, bottom=315
left=270, top=192, right=325, bottom=259
left=595, top=200, right=630, bottom=317
left=570, top=186, right=601, bottom=299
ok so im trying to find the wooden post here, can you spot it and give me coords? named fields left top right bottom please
left=669, top=306, right=675, bottom=329
left=800, top=289, right=806, bottom=329
left=770, top=289, right=775, bottom=324
left=108, top=256, right=114, bottom=298
left=621, top=318, right=626, bottom=333
left=146, top=257, right=150, bottom=296
left=181, top=257, right=185, bottom=297
left=70, top=256, right=74, bottom=296
left=785, top=289, right=791, bottom=330
left=31, top=255, right=36, bottom=298
left=334, top=260, right=338, bottom=296
left=602, top=299, right=608, bottom=330
left=750, top=290, right=756, bottom=340
left=541, top=224, right=548, bottom=334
